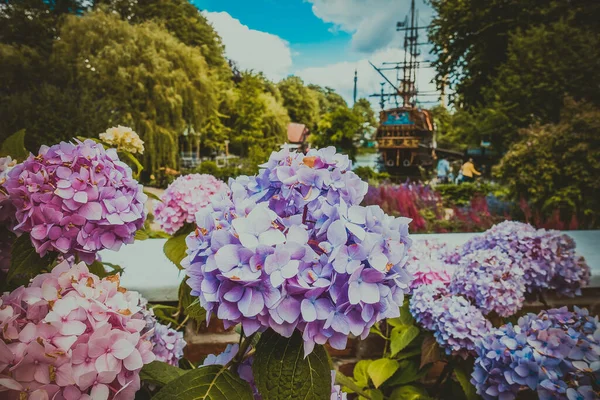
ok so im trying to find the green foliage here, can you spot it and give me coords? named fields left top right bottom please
left=278, top=76, right=320, bottom=130
left=312, top=106, right=363, bottom=160
left=4, top=234, right=56, bottom=291
left=390, top=326, right=420, bottom=357
left=368, top=359, right=399, bottom=388
left=52, top=11, right=218, bottom=176
left=454, top=367, right=479, bottom=400
left=253, top=329, right=331, bottom=400
left=420, top=335, right=441, bottom=368
left=495, top=98, right=600, bottom=228
left=163, top=224, right=195, bottom=269
left=435, top=183, right=508, bottom=207
left=140, top=360, right=189, bottom=388
left=389, top=385, right=430, bottom=400
left=0, top=129, right=28, bottom=161
left=153, top=364, right=254, bottom=400
left=353, top=166, right=391, bottom=184
left=224, top=72, right=289, bottom=157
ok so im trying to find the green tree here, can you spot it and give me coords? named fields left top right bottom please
left=51, top=11, right=219, bottom=176
left=352, top=97, right=377, bottom=146
left=495, top=98, right=600, bottom=228
left=226, top=72, right=289, bottom=157
left=96, top=0, right=228, bottom=72
left=308, top=84, right=347, bottom=115
left=311, top=106, right=362, bottom=160
left=278, top=76, right=320, bottom=130
left=428, top=0, right=599, bottom=108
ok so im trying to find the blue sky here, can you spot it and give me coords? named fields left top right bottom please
left=192, top=0, right=439, bottom=107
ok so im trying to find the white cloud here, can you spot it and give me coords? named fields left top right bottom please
left=203, top=11, right=293, bottom=81
left=296, top=47, right=439, bottom=109
left=307, top=0, right=432, bottom=53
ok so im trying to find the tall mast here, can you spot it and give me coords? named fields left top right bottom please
left=353, top=69, right=358, bottom=105
left=370, top=0, right=427, bottom=109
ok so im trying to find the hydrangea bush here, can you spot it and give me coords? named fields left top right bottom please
left=0, top=130, right=596, bottom=400
left=184, top=146, right=412, bottom=355
left=154, top=173, right=228, bottom=234
left=0, top=261, right=156, bottom=399
left=3, top=140, right=147, bottom=263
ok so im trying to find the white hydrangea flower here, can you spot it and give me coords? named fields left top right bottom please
left=100, top=125, right=145, bottom=154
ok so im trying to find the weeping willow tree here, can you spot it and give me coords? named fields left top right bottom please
left=52, top=10, right=219, bottom=175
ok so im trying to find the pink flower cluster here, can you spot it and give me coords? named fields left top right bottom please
left=407, top=239, right=456, bottom=290
left=0, top=261, right=155, bottom=399
left=3, top=140, right=147, bottom=263
left=154, top=174, right=228, bottom=235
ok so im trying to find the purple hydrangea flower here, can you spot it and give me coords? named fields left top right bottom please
left=150, top=323, right=186, bottom=367
left=472, top=307, right=600, bottom=400
left=185, top=147, right=413, bottom=355
left=410, top=282, right=492, bottom=358
left=461, top=221, right=589, bottom=296
left=3, top=140, right=147, bottom=263
left=450, top=249, right=526, bottom=317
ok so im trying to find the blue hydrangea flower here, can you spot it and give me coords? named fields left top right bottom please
left=472, top=307, right=600, bottom=400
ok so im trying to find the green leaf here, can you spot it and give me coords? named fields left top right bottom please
left=144, top=189, right=163, bottom=202
left=152, top=364, right=253, bottom=400
left=253, top=329, right=331, bottom=400
left=88, top=260, right=109, bottom=278
left=179, top=279, right=194, bottom=311
left=390, top=326, right=420, bottom=357
left=140, top=361, right=188, bottom=387
left=135, top=229, right=150, bottom=241
left=0, top=129, right=29, bottom=161
left=387, top=299, right=415, bottom=327
left=6, top=234, right=55, bottom=288
left=164, top=234, right=189, bottom=270
left=122, top=150, right=144, bottom=177
left=385, top=360, right=420, bottom=386
left=361, top=389, right=383, bottom=400
left=367, top=359, right=399, bottom=388
left=335, top=371, right=374, bottom=398
left=353, top=359, right=373, bottom=388
left=455, top=366, right=479, bottom=400
left=396, top=349, right=422, bottom=361
left=151, top=304, right=179, bottom=326
left=420, top=334, right=441, bottom=368
left=389, top=385, right=430, bottom=400
left=186, top=300, right=207, bottom=325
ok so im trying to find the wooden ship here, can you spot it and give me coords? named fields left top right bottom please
left=368, top=0, right=442, bottom=177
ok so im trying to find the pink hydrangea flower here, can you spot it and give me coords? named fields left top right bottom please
left=408, top=239, right=456, bottom=290
left=0, top=261, right=155, bottom=399
left=3, top=140, right=147, bottom=263
left=154, top=174, right=228, bottom=234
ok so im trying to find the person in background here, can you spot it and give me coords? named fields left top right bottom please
left=460, top=158, right=481, bottom=183
left=436, top=158, right=451, bottom=184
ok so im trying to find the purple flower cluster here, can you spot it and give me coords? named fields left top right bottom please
left=185, top=147, right=412, bottom=355
left=410, top=282, right=492, bottom=358
left=472, top=307, right=600, bottom=400
left=149, top=323, right=186, bottom=367
left=450, top=249, right=526, bottom=317
left=461, top=221, right=590, bottom=297
left=3, top=140, right=147, bottom=263
left=154, top=174, right=229, bottom=235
